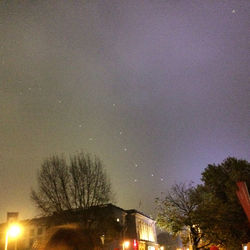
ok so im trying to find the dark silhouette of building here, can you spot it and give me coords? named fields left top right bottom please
left=0, top=204, right=159, bottom=250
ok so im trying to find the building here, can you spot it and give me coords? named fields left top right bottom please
left=125, top=209, right=158, bottom=250
left=0, top=204, right=159, bottom=250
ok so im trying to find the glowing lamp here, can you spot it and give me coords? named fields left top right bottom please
left=5, top=224, right=22, bottom=250
left=123, top=241, right=130, bottom=249
left=133, top=239, right=137, bottom=247
left=8, top=224, right=22, bottom=238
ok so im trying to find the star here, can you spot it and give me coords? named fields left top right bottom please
left=112, top=103, right=116, bottom=107
left=135, top=164, right=138, bottom=167
left=78, top=124, right=82, bottom=128
left=160, top=178, right=164, bottom=181
left=58, top=100, right=62, bottom=104
left=232, top=9, right=236, bottom=13
left=124, top=148, right=127, bottom=152
left=134, top=179, right=138, bottom=182
left=119, top=131, right=123, bottom=135
left=151, top=174, right=154, bottom=177
left=89, top=138, right=93, bottom=141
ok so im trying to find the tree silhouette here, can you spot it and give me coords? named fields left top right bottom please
left=31, top=152, right=114, bottom=216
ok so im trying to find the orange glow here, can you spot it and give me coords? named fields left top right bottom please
left=123, top=241, right=130, bottom=249
left=8, top=224, right=22, bottom=238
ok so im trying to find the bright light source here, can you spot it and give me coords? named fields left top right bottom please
left=160, top=246, right=164, bottom=250
left=8, top=224, right=22, bottom=238
left=133, top=239, right=138, bottom=247
left=123, top=241, right=130, bottom=248
left=148, top=247, right=155, bottom=250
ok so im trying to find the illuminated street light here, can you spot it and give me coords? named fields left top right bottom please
left=5, top=223, right=22, bottom=250
left=8, top=224, right=21, bottom=238
left=123, top=240, right=130, bottom=249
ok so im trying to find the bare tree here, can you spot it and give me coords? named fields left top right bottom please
left=69, top=153, right=112, bottom=208
left=156, top=183, right=210, bottom=250
left=31, top=152, right=114, bottom=216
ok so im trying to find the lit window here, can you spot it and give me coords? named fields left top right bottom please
left=148, top=246, right=155, bottom=250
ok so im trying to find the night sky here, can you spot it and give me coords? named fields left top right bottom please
left=0, top=0, right=249, bottom=222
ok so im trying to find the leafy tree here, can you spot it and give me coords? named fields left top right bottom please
left=31, top=152, right=114, bottom=216
left=156, top=183, right=210, bottom=250
left=196, top=157, right=250, bottom=249
left=156, top=158, right=250, bottom=250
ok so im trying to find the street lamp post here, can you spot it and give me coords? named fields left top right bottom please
left=5, top=224, right=22, bottom=250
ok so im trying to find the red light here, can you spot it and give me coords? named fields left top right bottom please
left=133, top=239, right=138, bottom=249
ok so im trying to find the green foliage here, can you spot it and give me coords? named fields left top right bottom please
left=155, top=157, right=250, bottom=250
left=156, top=183, right=207, bottom=250
left=197, top=157, right=250, bottom=249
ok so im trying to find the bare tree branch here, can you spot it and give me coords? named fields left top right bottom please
left=31, top=152, right=114, bottom=216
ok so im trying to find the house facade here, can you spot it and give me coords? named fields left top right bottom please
left=0, top=204, right=159, bottom=250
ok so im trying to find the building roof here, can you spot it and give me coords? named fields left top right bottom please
left=0, top=203, right=155, bottom=225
